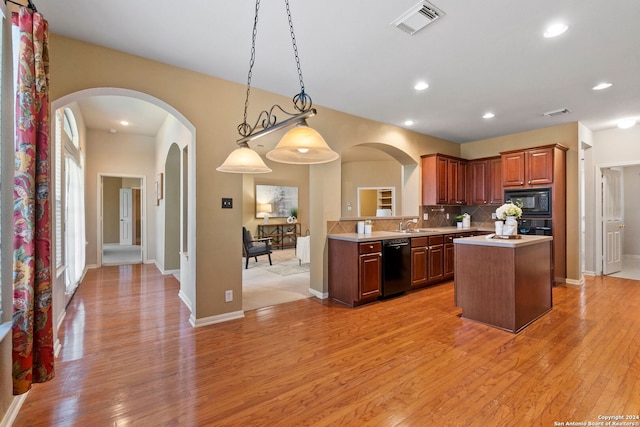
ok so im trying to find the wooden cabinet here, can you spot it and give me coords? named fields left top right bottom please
left=421, top=154, right=467, bottom=205
left=258, top=223, right=301, bottom=250
left=502, top=146, right=554, bottom=188
left=359, top=243, right=382, bottom=300
left=427, top=235, right=444, bottom=284
left=443, top=234, right=456, bottom=280
left=328, top=239, right=381, bottom=307
left=500, top=143, right=568, bottom=283
left=447, top=158, right=467, bottom=205
left=468, top=156, right=502, bottom=206
left=410, top=237, right=429, bottom=288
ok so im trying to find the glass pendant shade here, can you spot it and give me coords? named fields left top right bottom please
left=216, top=145, right=272, bottom=174
left=266, top=121, right=339, bottom=164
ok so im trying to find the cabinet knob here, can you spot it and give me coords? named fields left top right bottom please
left=484, top=200, right=487, bottom=204
left=369, top=245, right=374, bottom=249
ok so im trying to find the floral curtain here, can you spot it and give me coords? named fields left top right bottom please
left=12, top=6, right=54, bottom=395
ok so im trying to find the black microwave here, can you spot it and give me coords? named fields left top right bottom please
left=504, top=188, right=551, bottom=218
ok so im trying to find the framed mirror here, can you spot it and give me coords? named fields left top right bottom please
left=357, top=187, right=395, bottom=217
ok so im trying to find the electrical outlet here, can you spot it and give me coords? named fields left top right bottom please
left=225, top=290, right=233, bottom=302
left=423, top=212, right=428, bottom=220
left=222, top=198, right=233, bottom=209
left=491, top=213, right=497, bottom=219
left=446, top=213, right=450, bottom=220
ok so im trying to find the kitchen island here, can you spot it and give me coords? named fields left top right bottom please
left=453, top=235, right=553, bottom=333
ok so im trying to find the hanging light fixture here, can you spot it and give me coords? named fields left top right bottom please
left=217, top=0, right=339, bottom=173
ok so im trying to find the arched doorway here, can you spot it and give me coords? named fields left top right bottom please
left=51, top=88, right=197, bottom=320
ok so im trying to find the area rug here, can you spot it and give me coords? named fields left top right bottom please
left=260, top=259, right=310, bottom=276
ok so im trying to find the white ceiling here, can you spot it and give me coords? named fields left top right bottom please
left=40, top=0, right=640, bottom=145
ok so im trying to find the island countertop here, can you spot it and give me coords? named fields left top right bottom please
left=453, top=234, right=552, bottom=248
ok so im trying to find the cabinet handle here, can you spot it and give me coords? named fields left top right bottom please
left=528, top=180, right=531, bottom=184
left=369, top=245, right=374, bottom=249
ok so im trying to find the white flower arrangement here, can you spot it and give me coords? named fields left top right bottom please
left=495, top=202, right=523, bottom=220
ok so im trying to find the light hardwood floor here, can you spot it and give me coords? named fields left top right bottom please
left=14, top=265, right=640, bottom=426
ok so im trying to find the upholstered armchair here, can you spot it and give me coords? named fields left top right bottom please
left=242, top=227, right=273, bottom=269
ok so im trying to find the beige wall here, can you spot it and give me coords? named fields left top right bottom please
left=84, top=129, right=156, bottom=266
left=341, top=160, right=402, bottom=218
left=461, top=123, right=580, bottom=281
left=242, top=161, right=310, bottom=238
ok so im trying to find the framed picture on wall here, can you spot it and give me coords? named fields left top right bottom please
left=255, top=185, right=298, bottom=218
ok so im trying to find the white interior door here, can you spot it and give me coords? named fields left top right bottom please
left=120, top=188, right=133, bottom=245
left=602, top=169, right=624, bottom=274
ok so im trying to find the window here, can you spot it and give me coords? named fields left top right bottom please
left=54, top=107, right=85, bottom=296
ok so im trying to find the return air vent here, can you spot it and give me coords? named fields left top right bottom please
left=543, top=107, right=572, bottom=117
left=392, top=1, right=445, bottom=35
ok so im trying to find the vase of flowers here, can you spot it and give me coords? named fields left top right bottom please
left=495, top=202, right=522, bottom=235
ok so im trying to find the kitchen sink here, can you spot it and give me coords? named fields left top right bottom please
left=394, top=228, right=436, bottom=233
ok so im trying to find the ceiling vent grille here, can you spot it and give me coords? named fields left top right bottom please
left=392, top=1, right=445, bottom=35
left=543, top=107, right=572, bottom=117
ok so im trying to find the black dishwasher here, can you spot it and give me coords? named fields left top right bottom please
left=382, top=238, right=411, bottom=297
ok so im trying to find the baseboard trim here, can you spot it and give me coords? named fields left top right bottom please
left=0, top=392, right=29, bottom=427
left=163, top=268, right=180, bottom=276
left=565, top=276, right=585, bottom=286
left=178, top=290, right=193, bottom=313
left=583, top=271, right=596, bottom=277
left=191, top=311, right=245, bottom=328
left=309, top=288, right=328, bottom=300
left=624, top=254, right=640, bottom=260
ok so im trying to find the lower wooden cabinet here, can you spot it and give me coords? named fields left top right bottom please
left=329, top=239, right=381, bottom=307
left=359, top=251, right=382, bottom=299
left=428, top=236, right=444, bottom=284
left=444, top=236, right=455, bottom=280
left=410, top=237, right=428, bottom=287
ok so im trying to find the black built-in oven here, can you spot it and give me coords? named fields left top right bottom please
left=504, top=188, right=551, bottom=218
left=518, top=218, right=552, bottom=236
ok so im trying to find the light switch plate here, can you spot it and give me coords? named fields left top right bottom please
left=222, top=198, right=232, bottom=209
left=423, top=213, right=428, bottom=220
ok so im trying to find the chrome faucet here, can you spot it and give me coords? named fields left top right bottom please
left=403, top=219, right=415, bottom=231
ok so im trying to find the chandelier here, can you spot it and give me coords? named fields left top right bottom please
left=217, top=0, right=339, bottom=174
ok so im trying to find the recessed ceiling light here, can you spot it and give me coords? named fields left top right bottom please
left=617, top=119, right=637, bottom=129
left=543, top=23, right=568, bottom=38
left=404, top=120, right=415, bottom=126
left=414, top=82, right=429, bottom=91
left=482, top=112, right=495, bottom=119
left=120, top=120, right=130, bottom=126
left=592, top=82, right=613, bottom=91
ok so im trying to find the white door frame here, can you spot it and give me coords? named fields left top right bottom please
left=594, top=161, right=638, bottom=275
left=98, top=173, right=146, bottom=267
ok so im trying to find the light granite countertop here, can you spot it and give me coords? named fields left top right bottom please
left=327, top=226, right=493, bottom=243
left=453, top=234, right=552, bottom=248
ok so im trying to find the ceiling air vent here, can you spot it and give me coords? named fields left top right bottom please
left=392, top=1, right=445, bottom=35
left=543, top=108, right=572, bottom=118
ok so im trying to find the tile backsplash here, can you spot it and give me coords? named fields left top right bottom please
left=327, top=205, right=499, bottom=234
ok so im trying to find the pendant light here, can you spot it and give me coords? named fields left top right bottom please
left=217, top=0, right=338, bottom=173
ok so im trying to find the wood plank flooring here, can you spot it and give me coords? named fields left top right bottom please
left=14, top=265, right=640, bottom=426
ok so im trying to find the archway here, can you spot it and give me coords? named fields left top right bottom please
left=51, top=88, right=197, bottom=321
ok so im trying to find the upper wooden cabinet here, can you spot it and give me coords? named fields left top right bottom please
left=468, top=156, right=502, bottom=205
left=501, top=145, right=564, bottom=188
left=421, top=154, right=467, bottom=205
